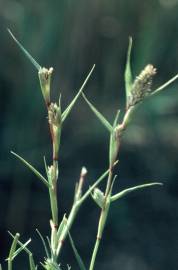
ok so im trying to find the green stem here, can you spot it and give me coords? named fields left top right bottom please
left=53, top=160, right=59, bottom=226
left=46, top=102, right=61, bottom=260
left=8, top=233, right=20, bottom=270
left=49, top=185, right=58, bottom=227
left=8, top=259, right=12, bottom=270
left=56, top=202, right=80, bottom=256
left=89, top=105, right=134, bottom=269
left=89, top=237, right=100, bottom=270
left=89, top=169, right=113, bottom=270
left=89, top=128, right=121, bottom=269
left=48, top=146, right=59, bottom=227
left=89, top=199, right=110, bottom=270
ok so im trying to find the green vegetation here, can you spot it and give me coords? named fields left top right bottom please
left=1, top=27, right=177, bottom=270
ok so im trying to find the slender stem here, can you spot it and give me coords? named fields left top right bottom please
left=49, top=185, right=58, bottom=227
left=56, top=202, right=80, bottom=255
left=44, top=101, right=61, bottom=264
left=89, top=197, right=110, bottom=270
left=56, top=167, right=87, bottom=257
left=89, top=135, right=118, bottom=270
left=56, top=165, right=116, bottom=258
left=8, top=260, right=12, bottom=270
left=47, top=127, right=59, bottom=227
left=8, top=233, right=20, bottom=270
left=89, top=237, right=100, bottom=270
left=52, top=159, right=59, bottom=226
left=89, top=126, right=125, bottom=269
left=89, top=106, right=135, bottom=269
left=47, top=101, right=61, bottom=228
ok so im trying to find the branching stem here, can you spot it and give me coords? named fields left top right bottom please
left=89, top=110, right=131, bottom=270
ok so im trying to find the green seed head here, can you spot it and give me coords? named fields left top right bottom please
left=127, top=64, right=156, bottom=109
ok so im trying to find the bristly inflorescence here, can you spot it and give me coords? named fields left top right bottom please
left=127, top=64, right=157, bottom=109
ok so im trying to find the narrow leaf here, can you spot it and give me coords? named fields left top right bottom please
left=57, top=215, right=67, bottom=239
left=111, top=182, right=163, bottom=202
left=62, top=65, right=95, bottom=122
left=11, top=151, right=50, bottom=188
left=0, top=263, right=2, bottom=270
left=8, top=232, right=32, bottom=255
left=8, top=29, right=41, bottom=71
left=36, top=229, right=50, bottom=258
left=12, top=239, right=31, bottom=260
left=8, top=233, right=20, bottom=260
left=82, top=93, right=112, bottom=132
left=46, top=236, right=52, bottom=258
left=124, top=37, right=133, bottom=99
left=68, top=232, right=87, bottom=270
left=152, top=73, right=178, bottom=96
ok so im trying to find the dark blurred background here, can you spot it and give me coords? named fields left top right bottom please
left=0, top=0, right=178, bottom=269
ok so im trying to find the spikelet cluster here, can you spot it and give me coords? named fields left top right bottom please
left=127, top=64, right=156, bottom=109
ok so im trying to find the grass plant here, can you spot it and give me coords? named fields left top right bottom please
left=1, top=30, right=178, bottom=270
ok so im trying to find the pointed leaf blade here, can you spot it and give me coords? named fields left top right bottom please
left=62, top=65, right=95, bottom=122
left=57, top=214, right=67, bottom=239
left=8, top=233, right=20, bottom=261
left=11, top=151, right=50, bottom=188
left=8, top=29, right=41, bottom=71
left=8, top=232, right=32, bottom=256
left=82, top=93, right=112, bottom=132
left=151, top=73, right=178, bottom=96
left=68, top=232, right=87, bottom=270
left=12, top=239, right=31, bottom=260
left=111, top=182, right=163, bottom=202
left=36, top=229, right=50, bottom=258
left=124, top=37, right=133, bottom=100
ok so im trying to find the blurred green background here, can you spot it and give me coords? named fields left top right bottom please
left=0, top=0, right=178, bottom=269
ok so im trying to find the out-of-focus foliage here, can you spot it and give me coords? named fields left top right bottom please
left=0, top=0, right=178, bottom=269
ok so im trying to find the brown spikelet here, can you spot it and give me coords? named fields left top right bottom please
left=127, top=64, right=157, bottom=109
